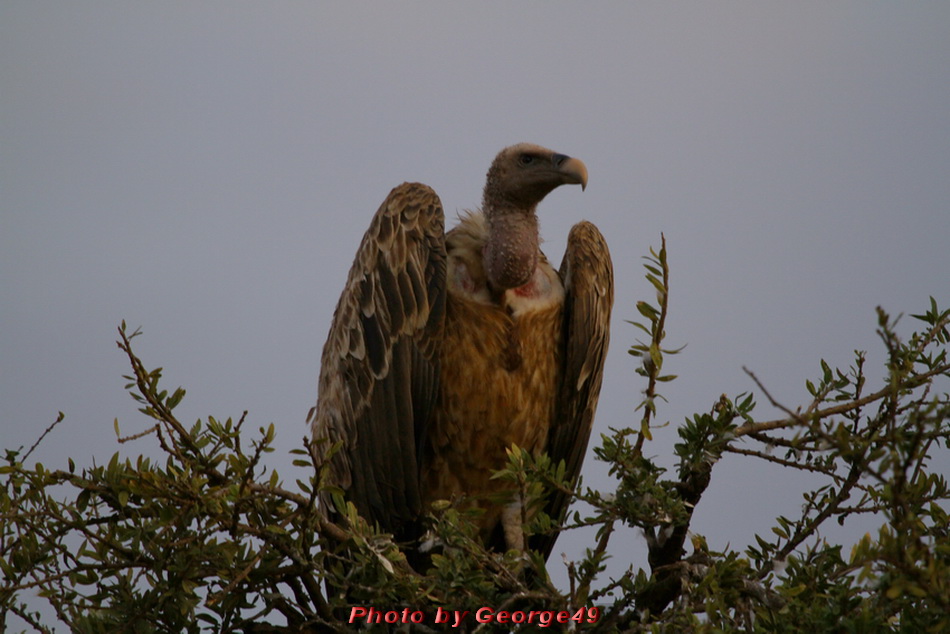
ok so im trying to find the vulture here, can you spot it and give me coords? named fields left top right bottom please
left=309, top=143, right=613, bottom=561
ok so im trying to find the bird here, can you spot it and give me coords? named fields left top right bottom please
left=308, top=143, right=613, bottom=562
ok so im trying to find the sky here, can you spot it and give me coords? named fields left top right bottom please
left=2, top=1, right=949, bottom=620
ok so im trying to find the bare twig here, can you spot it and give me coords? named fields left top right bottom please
left=22, top=412, right=66, bottom=463
left=735, top=361, right=950, bottom=439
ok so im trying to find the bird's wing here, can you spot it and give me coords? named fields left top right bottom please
left=533, top=220, right=614, bottom=559
left=309, top=182, right=446, bottom=540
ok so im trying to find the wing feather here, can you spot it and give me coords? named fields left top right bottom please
left=310, top=182, right=446, bottom=540
left=533, top=220, right=613, bottom=559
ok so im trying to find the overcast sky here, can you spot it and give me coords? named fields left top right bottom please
left=2, top=2, right=948, bottom=617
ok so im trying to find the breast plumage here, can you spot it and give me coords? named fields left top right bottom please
left=422, top=213, right=566, bottom=548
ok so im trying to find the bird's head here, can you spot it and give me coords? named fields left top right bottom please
left=482, top=143, right=588, bottom=214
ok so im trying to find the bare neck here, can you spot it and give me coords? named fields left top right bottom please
left=482, top=207, right=539, bottom=290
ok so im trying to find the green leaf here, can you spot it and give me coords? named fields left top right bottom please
left=637, top=301, right=659, bottom=321
left=166, top=387, right=186, bottom=410
left=76, top=488, right=91, bottom=512
left=645, top=273, right=665, bottom=294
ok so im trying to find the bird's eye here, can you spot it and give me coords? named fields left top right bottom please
left=519, top=154, right=535, bottom=166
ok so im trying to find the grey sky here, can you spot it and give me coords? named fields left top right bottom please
left=2, top=2, right=948, bottom=617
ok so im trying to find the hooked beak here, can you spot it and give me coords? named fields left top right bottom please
left=553, top=154, right=588, bottom=191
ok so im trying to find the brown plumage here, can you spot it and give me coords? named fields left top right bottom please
left=309, top=143, right=613, bottom=560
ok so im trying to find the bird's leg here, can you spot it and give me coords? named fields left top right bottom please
left=501, top=501, right=525, bottom=552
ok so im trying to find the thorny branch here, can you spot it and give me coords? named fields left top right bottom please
left=3, top=265, right=948, bottom=631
